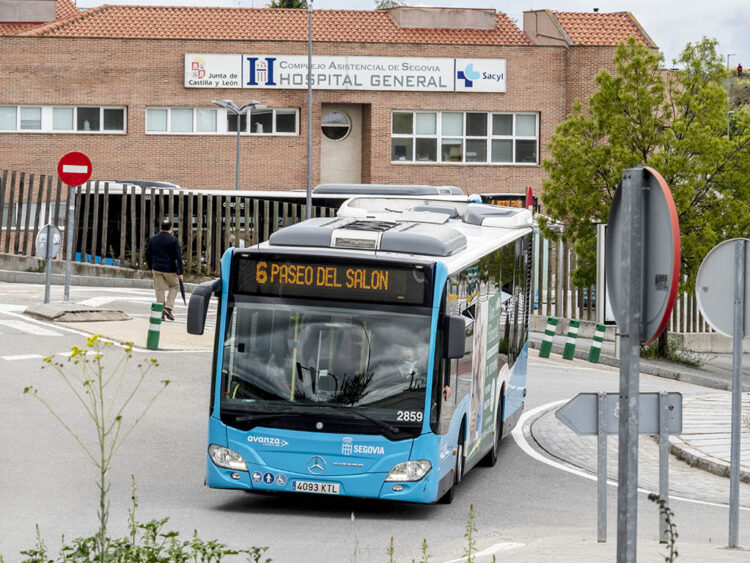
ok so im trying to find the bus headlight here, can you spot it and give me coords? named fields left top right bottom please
left=208, top=444, right=247, bottom=471
left=385, top=460, right=431, bottom=482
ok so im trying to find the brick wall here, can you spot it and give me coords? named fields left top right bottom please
left=0, top=36, right=613, bottom=195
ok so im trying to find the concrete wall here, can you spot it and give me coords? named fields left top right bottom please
left=0, top=251, right=150, bottom=279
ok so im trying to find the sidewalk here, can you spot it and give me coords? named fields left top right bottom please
left=528, top=329, right=750, bottom=490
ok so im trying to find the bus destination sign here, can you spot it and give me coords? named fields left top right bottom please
left=235, top=256, right=429, bottom=305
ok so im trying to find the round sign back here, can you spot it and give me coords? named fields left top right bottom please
left=35, top=224, right=63, bottom=259
left=695, top=238, right=750, bottom=338
left=605, top=167, right=681, bottom=346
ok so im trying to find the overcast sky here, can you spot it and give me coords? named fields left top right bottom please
left=77, top=0, right=749, bottom=69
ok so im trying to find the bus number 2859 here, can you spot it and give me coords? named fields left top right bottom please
left=396, top=411, right=423, bottom=422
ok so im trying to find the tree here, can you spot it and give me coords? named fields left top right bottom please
left=541, top=36, right=750, bottom=296
left=374, top=0, right=406, bottom=8
left=268, top=0, right=308, bottom=8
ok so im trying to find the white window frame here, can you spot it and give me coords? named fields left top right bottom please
left=0, top=105, right=127, bottom=134
left=146, top=107, right=299, bottom=136
left=249, top=108, right=299, bottom=136
left=146, top=107, right=218, bottom=134
left=390, top=110, right=539, bottom=165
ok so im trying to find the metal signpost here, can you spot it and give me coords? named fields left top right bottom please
left=695, top=238, right=749, bottom=548
left=57, top=152, right=92, bottom=301
left=557, top=392, right=683, bottom=543
left=35, top=224, right=63, bottom=304
left=605, top=167, right=680, bottom=562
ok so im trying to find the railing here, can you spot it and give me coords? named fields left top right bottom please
left=0, top=168, right=714, bottom=332
left=0, top=170, right=337, bottom=276
left=530, top=224, right=713, bottom=333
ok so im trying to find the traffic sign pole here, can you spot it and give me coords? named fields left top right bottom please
left=728, top=239, right=746, bottom=547
left=63, top=185, right=76, bottom=301
left=57, top=152, right=91, bottom=302
left=616, top=169, right=642, bottom=563
left=44, top=226, right=53, bottom=303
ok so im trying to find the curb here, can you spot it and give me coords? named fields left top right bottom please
left=526, top=393, right=750, bottom=486
left=529, top=339, right=749, bottom=392
left=668, top=438, right=750, bottom=485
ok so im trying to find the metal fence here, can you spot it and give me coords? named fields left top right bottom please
left=0, top=168, right=712, bottom=333
left=0, top=170, right=337, bottom=276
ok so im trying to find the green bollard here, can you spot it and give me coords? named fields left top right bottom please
left=539, top=317, right=558, bottom=358
left=147, top=302, right=163, bottom=351
left=562, top=319, right=580, bottom=360
left=588, top=323, right=606, bottom=363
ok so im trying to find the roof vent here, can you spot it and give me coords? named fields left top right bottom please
left=314, top=183, right=464, bottom=196
left=463, top=204, right=533, bottom=228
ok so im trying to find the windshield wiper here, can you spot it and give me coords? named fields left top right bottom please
left=320, top=404, right=401, bottom=438
left=221, top=409, right=306, bottom=424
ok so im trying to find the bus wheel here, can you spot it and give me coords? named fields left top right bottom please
left=480, top=393, right=504, bottom=467
left=439, top=425, right=465, bottom=504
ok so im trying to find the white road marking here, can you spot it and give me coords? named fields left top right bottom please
left=0, top=303, right=29, bottom=313
left=445, top=542, right=525, bottom=562
left=0, top=319, right=63, bottom=336
left=511, top=400, right=750, bottom=512
left=78, top=296, right=155, bottom=307
left=2, top=354, right=44, bottom=361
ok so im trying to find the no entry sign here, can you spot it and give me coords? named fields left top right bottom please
left=57, top=152, right=92, bottom=186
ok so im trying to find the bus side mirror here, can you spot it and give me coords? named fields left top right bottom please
left=443, top=315, right=466, bottom=359
left=187, top=278, right=221, bottom=335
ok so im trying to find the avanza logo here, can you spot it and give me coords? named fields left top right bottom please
left=247, top=435, right=288, bottom=448
left=246, top=57, right=277, bottom=86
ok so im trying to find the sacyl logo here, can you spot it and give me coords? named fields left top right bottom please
left=247, top=435, right=289, bottom=448
left=457, top=63, right=480, bottom=88
left=247, top=57, right=277, bottom=86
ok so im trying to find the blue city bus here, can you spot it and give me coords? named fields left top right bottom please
left=188, top=193, right=533, bottom=503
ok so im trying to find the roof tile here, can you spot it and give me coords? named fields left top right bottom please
left=19, top=6, right=532, bottom=45
left=551, top=11, right=652, bottom=47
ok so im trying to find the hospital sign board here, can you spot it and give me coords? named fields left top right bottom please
left=185, top=54, right=506, bottom=93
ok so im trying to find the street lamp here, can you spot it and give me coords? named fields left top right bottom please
left=727, top=110, right=734, bottom=139
left=212, top=99, right=265, bottom=191
left=727, top=53, right=736, bottom=72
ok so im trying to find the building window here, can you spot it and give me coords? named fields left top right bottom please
left=391, top=111, right=538, bottom=165
left=321, top=111, right=351, bottom=141
left=0, top=106, right=17, bottom=131
left=146, top=107, right=297, bottom=135
left=0, top=105, right=126, bottom=133
left=20, top=107, right=42, bottom=130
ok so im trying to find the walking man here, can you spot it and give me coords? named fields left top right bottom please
left=146, top=219, right=183, bottom=321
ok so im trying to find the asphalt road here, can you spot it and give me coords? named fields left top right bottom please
left=1, top=283, right=749, bottom=561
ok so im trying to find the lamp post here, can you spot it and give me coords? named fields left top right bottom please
left=212, top=99, right=265, bottom=191
left=727, top=53, right=736, bottom=71
left=306, top=0, right=314, bottom=219
left=727, top=110, right=735, bottom=139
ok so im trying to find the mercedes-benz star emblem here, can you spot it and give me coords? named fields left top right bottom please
left=307, top=455, right=326, bottom=475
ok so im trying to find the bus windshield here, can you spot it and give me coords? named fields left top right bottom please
left=220, top=301, right=432, bottom=438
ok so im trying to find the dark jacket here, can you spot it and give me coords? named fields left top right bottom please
left=145, top=232, right=183, bottom=274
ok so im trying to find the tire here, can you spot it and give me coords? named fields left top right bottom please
left=438, top=423, right=465, bottom=504
left=480, top=392, right=504, bottom=467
